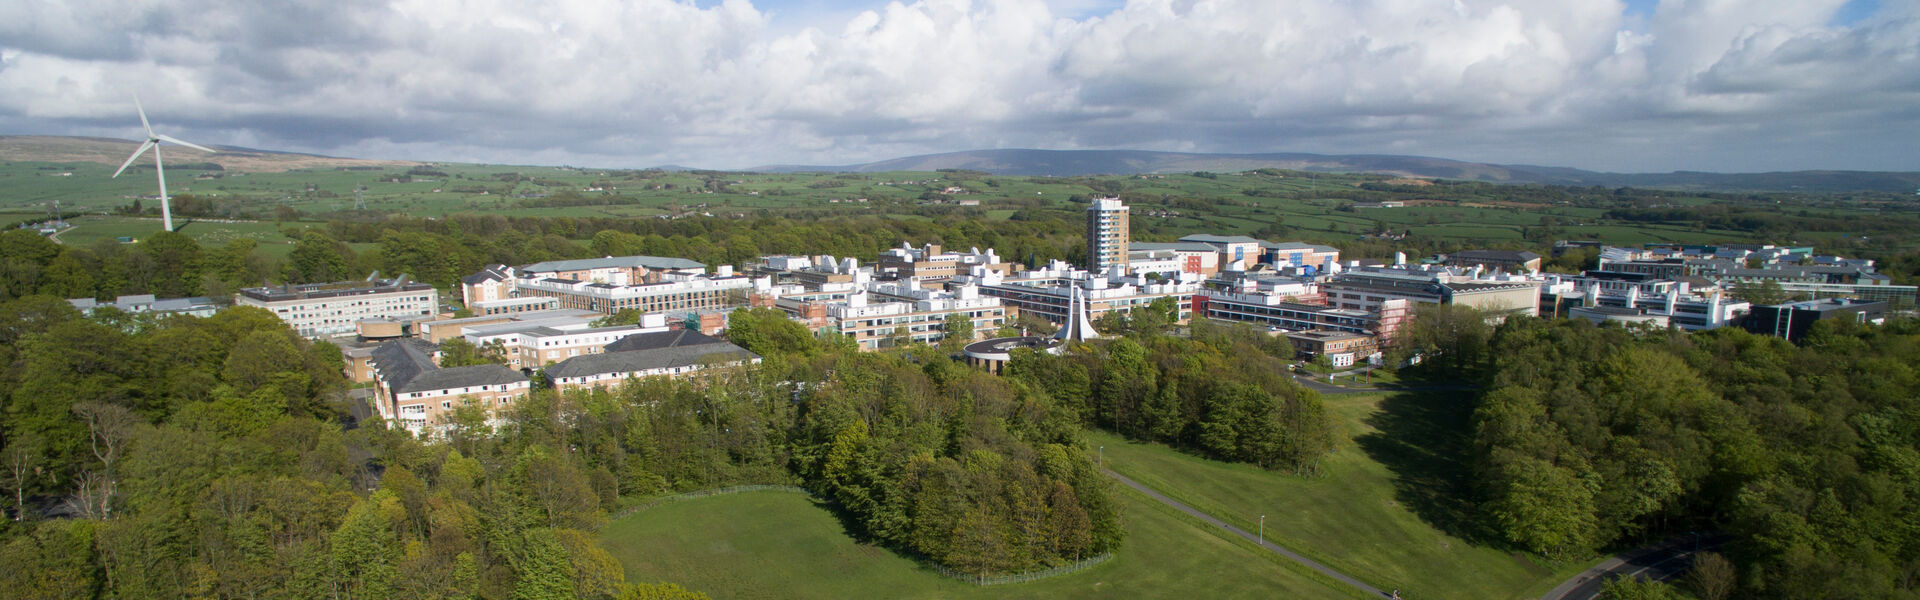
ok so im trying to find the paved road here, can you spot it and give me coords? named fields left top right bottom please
left=1541, top=534, right=1728, bottom=600
left=1103, top=469, right=1392, bottom=598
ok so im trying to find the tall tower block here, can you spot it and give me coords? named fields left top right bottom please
left=1086, top=197, right=1130, bottom=274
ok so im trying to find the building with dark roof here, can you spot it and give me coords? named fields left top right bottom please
left=547, top=329, right=761, bottom=392
left=1444, top=250, right=1543, bottom=273
left=367, top=338, right=529, bottom=435
left=1743, top=298, right=1888, bottom=342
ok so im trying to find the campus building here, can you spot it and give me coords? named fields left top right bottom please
left=1087, top=197, right=1130, bottom=274
left=367, top=338, right=530, bottom=436
left=875, top=243, right=1015, bottom=282
left=831, top=283, right=1006, bottom=350
left=1536, top=272, right=1749, bottom=331
left=972, top=261, right=1201, bottom=325
left=1743, top=298, right=1888, bottom=341
left=68, top=294, right=221, bottom=319
left=239, top=277, right=439, bottom=338
left=1285, top=330, right=1379, bottom=367
left=1322, top=269, right=1541, bottom=320
left=545, top=329, right=760, bottom=392
left=1193, top=291, right=1410, bottom=344
left=462, top=312, right=669, bottom=368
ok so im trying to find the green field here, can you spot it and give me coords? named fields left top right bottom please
left=598, top=487, right=1358, bottom=599
left=1086, top=390, right=1588, bottom=600
left=11, top=158, right=1906, bottom=264
left=52, top=214, right=311, bottom=257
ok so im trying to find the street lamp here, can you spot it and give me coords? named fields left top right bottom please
left=1259, top=515, right=1266, bottom=546
left=1098, top=445, right=1104, bottom=468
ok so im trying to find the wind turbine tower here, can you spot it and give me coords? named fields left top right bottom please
left=111, top=95, right=216, bottom=232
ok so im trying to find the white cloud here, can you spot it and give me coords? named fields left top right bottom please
left=0, top=0, right=1913, bottom=172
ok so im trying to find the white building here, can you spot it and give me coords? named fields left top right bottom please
left=1087, top=198, right=1130, bottom=274
left=238, top=277, right=439, bottom=338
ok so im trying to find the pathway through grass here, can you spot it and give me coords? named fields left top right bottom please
left=1087, top=390, right=1585, bottom=600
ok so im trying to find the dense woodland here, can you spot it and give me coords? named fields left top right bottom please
left=1006, top=317, right=1338, bottom=474
left=1456, top=314, right=1920, bottom=599
left=0, top=294, right=1129, bottom=597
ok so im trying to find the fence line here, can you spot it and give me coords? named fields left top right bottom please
left=930, top=553, right=1115, bottom=586
left=608, top=484, right=1113, bottom=586
left=609, top=484, right=811, bottom=521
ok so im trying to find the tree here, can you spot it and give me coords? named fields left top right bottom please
left=1729, top=279, right=1790, bottom=306
left=284, top=231, right=355, bottom=284
left=1488, top=454, right=1599, bottom=557
left=723, top=307, right=818, bottom=357
left=71, top=402, right=137, bottom=518
left=940, top=312, right=975, bottom=352
left=440, top=338, right=506, bottom=367
left=510, top=528, right=576, bottom=600
left=2, top=433, right=43, bottom=521
left=1598, top=576, right=1682, bottom=599
left=1685, top=552, right=1736, bottom=600
left=615, top=582, right=712, bottom=600
left=327, top=491, right=403, bottom=599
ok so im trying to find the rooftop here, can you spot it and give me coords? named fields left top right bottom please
left=519, top=255, right=705, bottom=274
left=546, top=336, right=758, bottom=379
left=241, top=278, right=434, bottom=303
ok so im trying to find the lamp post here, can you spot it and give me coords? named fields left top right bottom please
left=1259, top=515, right=1266, bottom=546
left=1098, top=445, right=1104, bottom=468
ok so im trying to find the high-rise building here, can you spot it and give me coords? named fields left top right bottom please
left=1086, top=197, right=1129, bottom=274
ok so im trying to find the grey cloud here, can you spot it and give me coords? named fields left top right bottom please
left=0, top=0, right=1913, bottom=172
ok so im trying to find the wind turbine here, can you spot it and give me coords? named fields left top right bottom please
left=112, top=95, right=216, bottom=232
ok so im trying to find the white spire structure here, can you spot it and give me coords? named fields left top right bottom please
left=1053, top=285, right=1103, bottom=343
left=112, top=95, right=216, bottom=232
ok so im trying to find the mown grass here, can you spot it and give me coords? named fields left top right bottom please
left=1086, top=390, right=1588, bottom=600
left=54, top=214, right=312, bottom=256
left=597, top=485, right=1358, bottom=599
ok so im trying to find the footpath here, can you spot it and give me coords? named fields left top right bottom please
left=1102, top=469, right=1391, bottom=598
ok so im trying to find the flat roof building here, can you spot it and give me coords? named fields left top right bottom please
left=239, top=277, right=438, bottom=338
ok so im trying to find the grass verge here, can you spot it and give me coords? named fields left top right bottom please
left=1087, top=390, right=1588, bottom=600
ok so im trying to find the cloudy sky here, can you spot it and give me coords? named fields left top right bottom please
left=1, top=0, right=1914, bottom=172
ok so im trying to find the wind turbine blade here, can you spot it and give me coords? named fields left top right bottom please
left=113, top=140, right=156, bottom=178
left=156, top=133, right=216, bottom=154
left=134, top=94, right=154, bottom=138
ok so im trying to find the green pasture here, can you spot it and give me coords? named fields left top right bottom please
left=1085, top=390, right=1590, bottom=600
left=53, top=214, right=309, bottom=257
left=598, top=486, right=1356, bottom=599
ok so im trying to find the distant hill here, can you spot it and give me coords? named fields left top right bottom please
left=6, top=136, right=1912, bottom=193
left=0, top=135, right=419, bottom=172
left=754, top=149, right=1920, bottom=193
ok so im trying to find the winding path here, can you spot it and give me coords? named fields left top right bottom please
left=1540, top=534, right=1727, bottom=600
left=1103, top=468, right=1392, bottom=598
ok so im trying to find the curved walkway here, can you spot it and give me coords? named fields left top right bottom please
left=1103, top=469, right=1391, bottom=598
left=1540, top=533, right=1728, bottom=600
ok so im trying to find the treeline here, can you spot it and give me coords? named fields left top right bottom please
left=1467, top=316, right=1920, bottom=598
left=1606, top=205, right=1920, bottom=236
left=1004, top=317, right=1337, bottom=473
left=1, top=209, right=1089, bottom=303
left=322, top=213, right=1084, bottom=290
left=702, top=309, right=1124, bottom=573
left=0, top=229, right=270, bottom=302
left=0, top=297, right=708, bottom=599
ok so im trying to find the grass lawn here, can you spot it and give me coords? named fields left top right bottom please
left=1086, top=390, right=1588, bottom=600
left=598, top=486, right=1357, bottom=599
left=52, top=214, right=312, bottom=257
